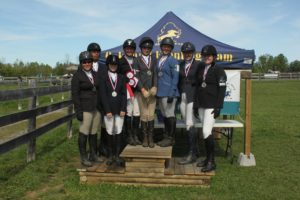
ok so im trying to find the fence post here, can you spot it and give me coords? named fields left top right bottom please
left=36, top=77, right=39, bottom=106
left=238, top=72, right=256, bottom=166
left=61, top=79, right=65, bottom=100
left=67, top=79, right=73, bottom=139
left=17, top=79, right=22, bottom=110
left=27, top=79, right=37, bottom=162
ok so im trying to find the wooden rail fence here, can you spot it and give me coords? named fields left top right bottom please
left=0, top=79, right=74, bottom=162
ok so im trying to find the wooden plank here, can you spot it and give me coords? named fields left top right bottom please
left=79, top=171, right=212, bottom=179
left=120, top=145, right=172, bottom=159
left=84, top=176, right=209, bottom=185
left=244, top=78, right=252, bottom=157
left=0, top=114, right=75, bottom=154
left=114, top=182, right=210, bottom=188
left=121, top=146, right=172, bottom=157
left=105, top=164, right=125, bottom=173
left=0, top=100, right=73, bottom=128
left=125, top=166, right=164, bottom=174
left=95, top=163, right=108, bottom=173
left=85, top=165, right=99, bottom=172
left=125, top=161, right=164, bottom=168
left=125, top=158, right=165, bottom=163
left=164, top=157, right=175, bottom=175
left=174, top=157, right=185, bottom=175
left=183, top=162, right=195, bottom=175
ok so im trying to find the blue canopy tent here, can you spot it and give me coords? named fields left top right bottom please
left=101, top=11, right=255, bottom=115
left=101, top=11, right=255, bottom=69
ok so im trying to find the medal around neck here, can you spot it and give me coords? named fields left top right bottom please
left=147, top=70, right=152, bottom=76
left=158, top=71, right=163, bottom=77
left=201, top=82, right=207, bottom=88
left=112, top=91, right=117, bottom=97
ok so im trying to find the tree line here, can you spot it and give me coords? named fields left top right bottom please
left=252, top=54, right=300, bottom=73
left=0, top=60, right=74, bottom=77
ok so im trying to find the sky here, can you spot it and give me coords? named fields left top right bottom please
left=0, top=0, right=299, bottom=67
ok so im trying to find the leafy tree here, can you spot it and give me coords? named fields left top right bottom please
left=289, top=60, right=300, bottom=72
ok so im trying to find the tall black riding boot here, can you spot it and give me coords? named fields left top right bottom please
left=89, top=134, right=104, bottom=163
left=106, top=134, right=114, bottom=166
left=148, top=120, right=155, bottom=148
left=194, top=128, right=200, bottom=158
left=125, top=116, right=135, bottom=145
left=159, top=117, right=176, bottom=147
left=115, top=134, right=125, bottom=166
left=197, top=135, right=209, bottom=167
left=157, top=117, right=170, bottom=146
left=201, top=135, right=216, bottom=172
left=98, top=127, right=108, bottom=157
left=141, top=121, right=148, bottom=147
left=78, top=133, right=92, bottom=167
left=178, top=127, right=198, bottom=165
left=132, top=116, right=142, bottom=145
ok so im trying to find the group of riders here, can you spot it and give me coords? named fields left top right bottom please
left=71, top=36, right=227, bottom=173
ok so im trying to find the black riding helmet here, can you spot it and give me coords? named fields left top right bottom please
left=181, top=42, right=195, bottom=52
left=87, top=42, right=101, bottom=52
left=160, top=37, right=174, bottom=49
left=123, top=39, right=136, bottom=50
left=79, top=51, right=93, bottom=63
left=139, top=37, right=154, bottom=49
left=201, top=45, right=217, bottom=56
left=106, top=55, right=119, bottom=66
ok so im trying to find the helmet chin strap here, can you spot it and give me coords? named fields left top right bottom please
left=185, top=55, right=194, bottom=62
left=109, top=68, right=117, bottom=73
left=82, top=67, right=92, bottom=72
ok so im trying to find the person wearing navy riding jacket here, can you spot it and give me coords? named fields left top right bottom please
left=98, top=55, right=127, bottom=166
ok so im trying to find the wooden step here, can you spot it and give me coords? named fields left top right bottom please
left=78, top=157, right=215, bottom=187
left=120, top=145, right=172, bottom=159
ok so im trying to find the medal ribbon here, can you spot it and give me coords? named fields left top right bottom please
left=108, top=72, right=118, bottom=91
left=203, top=65, right=211, bottom=81
left=124, top=56, right=134, bottom=71
left=158, top=56, right=168, bottom=71
left=141, top=56, right=151, bottom=70
left=184, top=62, right=192, bottom=77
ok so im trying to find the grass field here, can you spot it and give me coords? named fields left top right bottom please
left=0, top=80, right=300, bottom=200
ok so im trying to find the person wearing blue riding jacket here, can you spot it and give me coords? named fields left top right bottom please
left=156, top=37, right=180, bottom=147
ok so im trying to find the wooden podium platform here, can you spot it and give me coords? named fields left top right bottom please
left=78, top=145, right=215, bottom=187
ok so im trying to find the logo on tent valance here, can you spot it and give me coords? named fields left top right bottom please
left=156, top=22, right=182, bottom=46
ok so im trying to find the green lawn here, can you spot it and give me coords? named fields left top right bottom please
left=0, top=80, right=300, bottom=200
